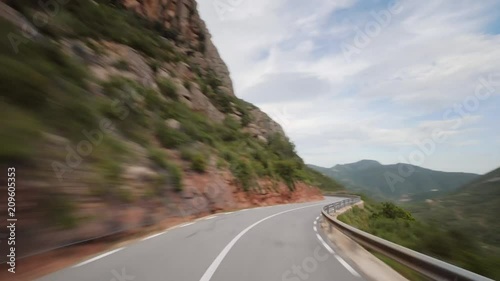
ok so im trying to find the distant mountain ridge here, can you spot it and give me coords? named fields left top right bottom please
left=308, top=160, right=479, bottom=201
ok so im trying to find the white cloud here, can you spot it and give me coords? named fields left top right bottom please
left=198, top=0, right=500, bottom=174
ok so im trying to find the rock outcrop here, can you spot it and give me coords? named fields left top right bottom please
left=120, top=0, right=285, bottom=137
left=123, top=0, right=234, bottom=97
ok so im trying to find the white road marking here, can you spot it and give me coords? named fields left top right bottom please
left=316, top=233, right=334, bottom=254
left=141, top=232, right=165, bottom=241
left=314, top=220, right=317, bottom=225
left=334, top=254, right=361, bottom=277
left=203, top=215, right=217, bottom=220
left=313, top=226, right=317, bottom=232
left=174, top=222, right=195, bottom=229
left=73, top=248, right=124, bottom=268
left=314, top=219, right=360, bottom=277
left=199, top=203, right=324, bottom=281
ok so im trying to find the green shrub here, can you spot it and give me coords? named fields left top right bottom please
left=98, top=158, right=122, bottom=182
left=0, top=28, right=89, bottom=88
left=220, top=149, right=236, bottom=162
left=180, top=147, right=208, bottom=173
left=274, top=160, right=298, bottom=191
left=267, top=133, right=297, bottom=159
left=223, top=116, right=241, bottom=131
left=208, top=91, right=232, bottom=113
left=158, top=78, right=178, bottom=100
left=144, top=89, right=168, bottom=112
left=44, top=194, right=78, bottom=229
left=371, top=202, right=415, bottom=221
left=41, top=0, right=170, bottom=59
left=197, top=76, right=209, bottom=94
left=206, top=70, right=222, bottom=89
left=251, top=160, right=267, bottom=177
left=181, top=119, right=216, bottom=145
left=146, top=177, right=164, bottom=198
left=148, top=60, right=160, bottom=74
left=101, top=76, right=141, bottom=100
left=230, top=158, right=255, bottom=191
left=116, top=187, right=134, bottom=203
left=217, top=158, right=227, bottom=169
left=241, top=112, right=252, bottom=127
left=85, top=39, right=106, bottom=55
left=158, top=27, right=179, bottom=41
left=0, top=56, right=50, bottom=109
left=166, top=162, right=183, bottom=192
left=146, top=147, right=183, bottom=190
left=191, top=154, right=207, bottom=173
left=147, top=147, right=168, bottom=169
left=117, top=120, right=151, bottom=146
left=0, top=104, right=40, bottom=163
left=156, top=122, right=192, bottom=148
left=112, top=59, right=129, bottom=71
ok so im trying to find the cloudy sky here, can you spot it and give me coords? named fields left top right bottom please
left=198, top=0, right=500, bottom=174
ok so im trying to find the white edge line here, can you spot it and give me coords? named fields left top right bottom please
left=314, top=223, right=360, bottom=277
left=334, top=254, right=361, bottom=278
left=199, top=203, right=324, bottom=281
left=73, top=248, right=124, bottom=268
left=313, top=226, right=317, bottom=232
left=316, top=233, right=334, bottom=254
left=142, top=232, right=165, bottom=241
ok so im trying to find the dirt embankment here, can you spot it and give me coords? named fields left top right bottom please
left=0, top=163, right=323, bottom=281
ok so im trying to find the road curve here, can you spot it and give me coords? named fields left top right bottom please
left=38, top=197, right=366, bottom=281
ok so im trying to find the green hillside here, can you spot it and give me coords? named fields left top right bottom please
left=308, top=160, right=479, bottom=201
left=339, top=200, right=500, bottom=279
left=407, top=167, right=500, bottom=251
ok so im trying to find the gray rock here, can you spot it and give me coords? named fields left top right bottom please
left=185, top=83, right=225, bottom=123
left=166, top=119, right=181, bottom=130
left=123, top=166, right=158, bottom=183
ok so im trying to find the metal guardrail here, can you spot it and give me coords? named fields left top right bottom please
left=321, top=197, right=494, bottom=281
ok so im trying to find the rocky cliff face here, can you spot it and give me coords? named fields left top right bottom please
left=123, top=0, right=236, bottom=95
left=0, top=0, right=328, bottom=262
left=124, top=0, right=285, bottom=137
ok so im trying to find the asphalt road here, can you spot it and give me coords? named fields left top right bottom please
left=39, top=197, right=366, bottom=281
